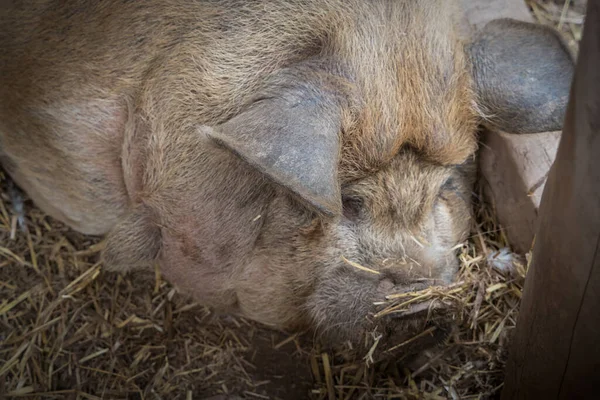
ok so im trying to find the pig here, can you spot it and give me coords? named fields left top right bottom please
left=0, top=0, right=573, bottom=357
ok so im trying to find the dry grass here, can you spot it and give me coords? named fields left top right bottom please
left=0, top=1, right=586, bottom=399
left=0, top=169, right=524, bottom=400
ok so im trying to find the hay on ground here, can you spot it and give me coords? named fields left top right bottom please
left=0, top=2, right=585, bottom=398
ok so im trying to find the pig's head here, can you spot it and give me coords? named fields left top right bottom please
left=102, top=18, right=573, bottom=358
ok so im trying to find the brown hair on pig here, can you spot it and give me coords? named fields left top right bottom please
left=125, top=0, right=478, bottom=352
left=0, top=0, right=573, bottom=357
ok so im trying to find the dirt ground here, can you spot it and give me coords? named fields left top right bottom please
left=0, top=1, right=586, bottom=399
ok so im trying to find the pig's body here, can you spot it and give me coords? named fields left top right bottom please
left=0, top=0, right=474, bottom=233
left=0, top=0, right=573, bottom=356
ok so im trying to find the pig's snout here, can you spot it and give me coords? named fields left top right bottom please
left=309, top=263, right=456, bottom=361
left=371, top=276, right=456, bottom=360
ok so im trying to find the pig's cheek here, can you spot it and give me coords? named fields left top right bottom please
left=158, top=237, right=239, bottom=310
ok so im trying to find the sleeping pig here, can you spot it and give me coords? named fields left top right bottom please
left=0, top=0, right=573, bottom=356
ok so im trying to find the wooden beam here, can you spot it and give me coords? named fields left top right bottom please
left=460, top=0, right=533, bottom=29
left=457, top=0, right=533, bottom=38
left=480, top=130, right=561, bottom=254
left=502, top=0, right=600, bottom=398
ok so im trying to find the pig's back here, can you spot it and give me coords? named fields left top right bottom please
left=0, top=0, right=465, bottom=233
left=0, top=1, right=171, bottom=234
left=0, top=0, right=328, bottom=233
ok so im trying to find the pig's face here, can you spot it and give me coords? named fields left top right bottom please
left=240, top=150, right=475, bottom=352
left=138, top=142, right=475, bottom=356
left=102, top=15, right=573, bottom=357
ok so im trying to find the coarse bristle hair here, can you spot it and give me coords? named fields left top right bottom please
left=0, top=2, right=584, bottom=398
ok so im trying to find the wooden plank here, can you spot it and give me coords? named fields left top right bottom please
left=479, top=130, right=561, bottom=254
left=461, top=0, right=533, bottom=27
left=502, top=0, right=600, bottom=398
left=458, top=0, right=534, bottom=37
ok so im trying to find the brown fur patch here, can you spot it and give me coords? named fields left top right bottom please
left=1, top=0, right=480, bottom=355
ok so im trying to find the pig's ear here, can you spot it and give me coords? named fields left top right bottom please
left=101, top=206, right=161, bottom=272
left=205, top=91, right=342, bottom=216
left=469, top=19, right=575, bottom=133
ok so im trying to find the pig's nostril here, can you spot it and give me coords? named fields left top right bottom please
left=377, top=278, right=395, bottom=292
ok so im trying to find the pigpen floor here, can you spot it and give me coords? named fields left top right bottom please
left=0, top=157, right=526, bottom=400
left=0, top=1, right=585, bottom=399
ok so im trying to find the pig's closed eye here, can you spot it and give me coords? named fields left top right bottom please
left=438, top=177, right=455, bottom=202
left=441, top=176, right=456, bottom=191
left=342, top=196, right=363, bottom=221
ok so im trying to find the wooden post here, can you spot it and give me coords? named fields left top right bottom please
left=479, top=130, right=562, bottom=254
left=502, top=0, right=600, bottom=398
